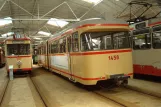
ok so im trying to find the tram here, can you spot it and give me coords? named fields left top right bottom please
left=131, top=17, right=161, bottom=77
left=37, top=41, right=48, bottom=69
left=4, top=34, right=32, bottom=74
left=0, top=46, right=5, bottom=67
left=32, top=47, right=38, bottom=64
left=38, top=18, right=133, bottom=85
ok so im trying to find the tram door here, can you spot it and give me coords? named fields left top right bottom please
left=67, top=36, right=75, bottom=81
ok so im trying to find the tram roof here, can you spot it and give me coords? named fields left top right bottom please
left=48, top=18, right=128, bottom=41
left=5, top=36, right=31, bottom=41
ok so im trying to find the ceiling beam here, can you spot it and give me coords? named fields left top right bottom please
left=10, top=0, right=36, bottom=17
left=0, top=18, right=79, bottom=21
left=8, top=0, right=12, bottom=17
left=65, top=2, right=78, bottom=19
left=40, top=2, right=65, bottom=19
left=79, top=0, right=103, bottom=19
left=32, top=0, right=37, bottom=15
left=0, top=0, right=7, bottom=12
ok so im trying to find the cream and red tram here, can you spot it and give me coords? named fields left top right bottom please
left=131, top=17, right=161, bottom=77
left=5, top=36, right=32, bottom=74
left=38, top=18, right=133, bottom=85
left=38, top=41, right=48, bottom=69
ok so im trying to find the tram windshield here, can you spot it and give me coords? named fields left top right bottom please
left=133, top=28, right=150, bottom=49
left=81, top=31, right=130, bottom=51
left=7, top=44, right=30, bottom=55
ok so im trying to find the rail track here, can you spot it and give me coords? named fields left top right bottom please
left=92, top=84, right=161, bottom=107
left=0, top=74, right=46, bottom=107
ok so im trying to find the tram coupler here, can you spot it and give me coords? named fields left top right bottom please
left=110, top=74, right=129, bottom=86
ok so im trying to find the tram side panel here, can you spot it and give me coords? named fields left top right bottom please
left=132, top=18, right=161, bottom=77
left=38, top=45, right=46, bottom=67
left=133, top=50, right=161, bottom=77
left=49, top=54, right=71, bottom=78
left=44, top=42, right=48, bottom=69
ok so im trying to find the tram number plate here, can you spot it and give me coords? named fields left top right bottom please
left=108, top=55, right=119, bottom=60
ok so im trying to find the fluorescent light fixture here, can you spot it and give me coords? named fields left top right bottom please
left=1, top=32, right=14, bottom=37
left=35, top=41, right=42, bottom=42
left=38, top=31, right=51, bottom=36
left=0, top=17, right=12, bottom=27
left=82, top=0, right=103, bottom=5
left=116, top=0, right=119, bottom=1
left=47, top=18, right=69, bottom=28
left=34, top=37, right=42, bottom=40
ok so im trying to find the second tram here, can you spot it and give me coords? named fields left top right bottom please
left=4, top=35, right=32, bottom=74
left=131, top=17, right=161, bottom=77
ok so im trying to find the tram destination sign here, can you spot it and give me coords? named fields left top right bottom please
left=12, top=41, right=25, bottom=44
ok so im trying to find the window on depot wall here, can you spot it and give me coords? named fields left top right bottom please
left=152, top=25, right=161, bottom=49
left=133, top=29, right=151, bottom=50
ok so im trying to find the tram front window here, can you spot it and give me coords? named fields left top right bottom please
left=7, top=44, right=30, bottom=55
left=81, top=31, right=130, bottom=51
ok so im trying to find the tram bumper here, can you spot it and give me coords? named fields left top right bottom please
left=110, top=74, right=129, bottom=85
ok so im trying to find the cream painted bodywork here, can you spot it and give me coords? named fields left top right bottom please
left=6, top=57, right=32, bottom=71
left=133, top=49, right=161, bottom=69
left=38, top=55, right=45, bottom=65
left=49, top=49, right=133, bottom=85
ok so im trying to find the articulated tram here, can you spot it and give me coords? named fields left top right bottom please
left=131, top=17, right=161, bottom=77
left=38, top=18, right=133, bottom=85
left=4, top=35, right=32, bottom=74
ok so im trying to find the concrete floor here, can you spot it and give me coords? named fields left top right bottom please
left=31, top=68, right=124, bottom=107
left=1, top=66, right=161, bottom=107
left=0, top=67, right=45, bottom=107
left=0, top=67, right=8, bottom=103
left=128, top=78, right=161, bottom=97
left=96, top=87, right=161, bottom=107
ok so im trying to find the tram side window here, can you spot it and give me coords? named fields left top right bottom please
left=49, top=44, right=51, bottom=54
left=51, top=41, right=59, bottom=53
left=153, top=32, right=161, bottom=49
left=72, top=32, right=79, bottom=52
left=113, top=32, right=129, bottom=49
left=133, top=34, right=151, bottom=49
left=59, top=38, right=66, bottom=53
left=38, top=49, right=40, bottom=55
left=44, top=46, right=46, bottom=54
left=40, top=48, right=42, bottom=54
left=67, top=36, right=72, bottom=52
